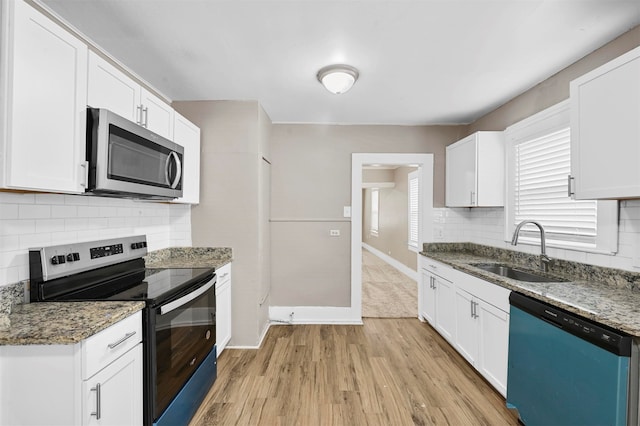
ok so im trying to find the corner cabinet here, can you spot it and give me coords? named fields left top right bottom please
left=0, top=0, right=88, bottom=193
left=570, top=46, right=640, bottom=200
left=445, top=131, right=504, bottom=207
left=419, top=256, right=510, bottom=397
left=171, top=112, right=201, bottom=204
left=216, top=262, right=232, bottom=356
left=0, top=311, right=143, bottom=425
left=87, top=51, right=174, bottom=140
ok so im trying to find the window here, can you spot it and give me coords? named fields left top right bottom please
left=506, top=100, right=618, bottom=253
left=370, top=188, right=379, bottom=236
left=408, top=171, right=419, bottom=251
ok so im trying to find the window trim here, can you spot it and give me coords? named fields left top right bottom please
left=504, top=100, right=618, bottom=254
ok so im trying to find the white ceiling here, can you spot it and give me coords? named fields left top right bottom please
left=41, top=0, right=640, bottom=125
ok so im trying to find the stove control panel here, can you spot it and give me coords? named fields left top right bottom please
left=30, top=235, right=148, bottom=282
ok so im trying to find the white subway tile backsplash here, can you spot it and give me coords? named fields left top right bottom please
left=18, top=205, right=50, bottom=219
left=1, top=220, right=36, bottom=236
left=0, top=193, right=192, bottom=287
left=0, top=204, right=18, bottom=220
left=51, top=205, right=77, bottom=218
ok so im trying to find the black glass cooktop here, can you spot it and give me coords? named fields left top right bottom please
left=108, top=268, right=214, bottom=303
left=54, top=266, right=215, bottom=306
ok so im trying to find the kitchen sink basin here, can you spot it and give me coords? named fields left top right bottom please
left=470, top=263, right=567, bottom=283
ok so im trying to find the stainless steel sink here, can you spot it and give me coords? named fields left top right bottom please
left=470, top=263, right=567, bottom=283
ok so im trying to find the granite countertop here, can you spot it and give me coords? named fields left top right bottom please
left=144, top=247, right=232, bottom=269
left=0, top=301, right=145, bottom=345
left=421, top=243, right=640, bottom=337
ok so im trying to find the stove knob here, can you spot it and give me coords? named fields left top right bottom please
left=51, top=256, right=59, bottom=265
left=66, top=253, right=74, bottom=262
left=131, top=243, right=137, bottom=249
left=73, top=252, right=80, bottom=261
left=51, top=255, right=66, bottom=265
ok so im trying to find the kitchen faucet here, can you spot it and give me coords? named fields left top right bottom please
left=511, top=220, right=551, bottom=272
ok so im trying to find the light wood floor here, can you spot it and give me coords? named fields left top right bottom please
left=362, top=249, right=417, bottom=318
left=190, top=319, right=519, bottom=425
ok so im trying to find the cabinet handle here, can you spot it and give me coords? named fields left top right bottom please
left=142, top=106, right=149, bottom=128
left=470, top=191, right=476, bottom=205
left=567, top=175, right=575, bottom=197
left=80, top=161, right=89, bottom=188
left=472, top=301, right=479, bottom=318
left=136, top=105, right=143, bottom=125
left=91, top=383, right=101, bottom=420
left=470, top=300, right=474, bottom=318
left=107, top=331, right=136, bottom=349
left=219, top=272, right=229, bottom=279
left=429, top=264, right=437, bottom=270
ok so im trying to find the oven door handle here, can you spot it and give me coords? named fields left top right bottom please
left=159, top=276, right=216, bottom=315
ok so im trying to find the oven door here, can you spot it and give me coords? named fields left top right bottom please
left=152, top=275, right=216, bottom=421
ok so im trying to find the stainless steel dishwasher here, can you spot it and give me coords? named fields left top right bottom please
left=507, top=292, right=639, bottom=426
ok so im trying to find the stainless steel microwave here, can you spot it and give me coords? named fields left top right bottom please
left=85, top=107, right=183, bottom=199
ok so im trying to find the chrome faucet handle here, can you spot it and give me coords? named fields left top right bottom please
left=540, top=254, right=552, bottom=272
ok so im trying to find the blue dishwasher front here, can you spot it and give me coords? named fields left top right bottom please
left=507, top=292, right=634, bottom=426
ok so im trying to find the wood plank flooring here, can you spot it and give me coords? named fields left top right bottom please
left=190, top=319, right=519, bottom=425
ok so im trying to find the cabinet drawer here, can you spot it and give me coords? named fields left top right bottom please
left=82, top=311, right=142, bottom=379
left=422, top=259, right=450, bottom=279
left=216, top=263, right=231, bottom=288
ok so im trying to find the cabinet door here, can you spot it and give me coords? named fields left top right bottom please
left=140, top=88, right=174, bottom=139
left=216, top=280, right=232, bottom=356
left=3, top=0, right=88, bottom=193
left=172, top=112, right=201, bottom=204
left=571, top=47, right=640, bottom=199
left=454, top=288, right=478, bottom=366
left=434, top=275, right=456, bottom=344
left=87, top=51, right=141, bottom=122
left=477, top=301, right=509, bottom=397
left=446, top=136, right=477, bottom=207
left=419, top=270, right=436, bottom=325
left=83, top=344, right=143, bottom=426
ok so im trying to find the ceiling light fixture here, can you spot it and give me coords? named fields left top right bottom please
left=317, top=64, right=359, bottom=94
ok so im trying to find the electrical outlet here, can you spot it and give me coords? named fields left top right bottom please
left=330, top=230, right=340, bottom=236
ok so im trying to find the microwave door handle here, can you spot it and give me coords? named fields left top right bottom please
left=159, top=277, right=216, bottom=315
left=164, top=151, right=182, bottom=189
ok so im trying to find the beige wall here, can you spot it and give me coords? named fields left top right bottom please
left=172, top=100, right=271, bottom=347
left=464, top=25, right=640, bottom=135
left=270, top=125, right=460, bottom=307
left=362, top=167, right=418, bottom=271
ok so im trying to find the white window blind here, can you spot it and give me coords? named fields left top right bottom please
left=371, top=189, right=379, bottom=236
left=514, top=127, right=597, bottom=245
left=408, top=172, right=419, bottom=249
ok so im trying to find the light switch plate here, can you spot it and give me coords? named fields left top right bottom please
left=343, top=206, right=351, bottom=218
left=330, top=230, right=340, bottom=236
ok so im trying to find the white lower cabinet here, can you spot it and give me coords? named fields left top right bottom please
left=0, top=311, right=143, bottom=425
left=82, top=344, right=142, bottom=425
left=216, top=262, right=232, bottom=356
left=420, top=256, right=510, bottom=397
left=477, top=299, right=509, bottom=396
left=419, top=261, right=456, bottom=344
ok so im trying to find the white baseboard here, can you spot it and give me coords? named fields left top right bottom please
left=362, top=242, right=418, bottom=282
left=269, top=306, right=363, bottom=325
left=225, top=321, right=272, bottom=351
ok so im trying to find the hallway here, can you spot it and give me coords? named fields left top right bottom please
left=361, top=248, right=417, bottom=318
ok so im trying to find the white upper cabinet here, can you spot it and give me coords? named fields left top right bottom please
left=570, top=46, right=640, bottom=200
left=446, top=131, right=504, bottom=207
left=88, top=51, right=174, bottom=140
left=140, top=88, right=174, bottom=140
left=87, top=51, right=141, bottom=122
left=0, top=0, right=88, bottom=193
left=172, top=111, right=201, bottom=204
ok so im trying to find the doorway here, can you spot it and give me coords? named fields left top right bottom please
left=350, top=153, right=434, bottom=321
